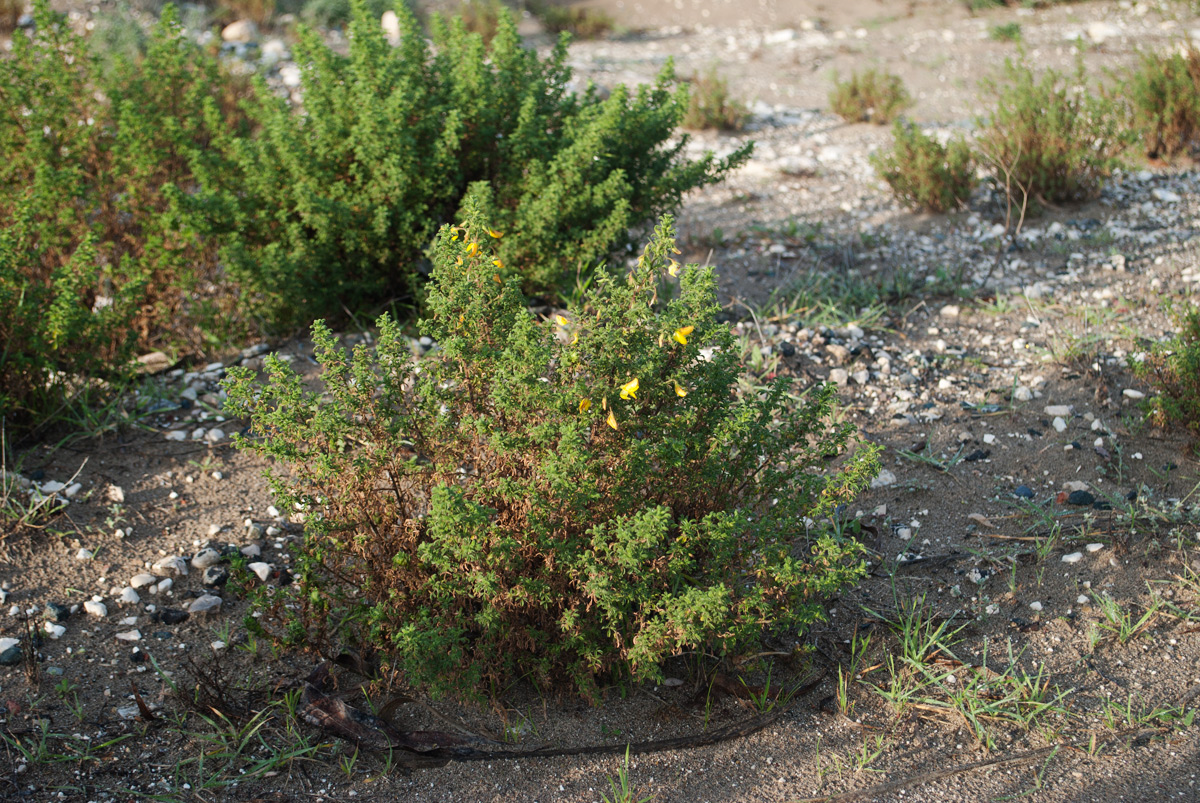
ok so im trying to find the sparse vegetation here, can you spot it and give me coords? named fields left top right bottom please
left=976, top=58, right=1128, bottom=213
left=1123, top=45, right=1200, bottom=160
left=1133, top=303, right=1200, bottom=439
left=989, top=22, right=1022, bottom=43
left=829, top=68, right=912, bottom=124
left=534, top=2, right=616, bottom=39
left=682, top=66, right=749, bottom=131
left=871, top=120, right=976, bottom=213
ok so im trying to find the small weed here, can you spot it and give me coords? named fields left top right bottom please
left=602, top=745, right=654, bottom=803
left=1090, top=591, right=1163, bottom=644
left=830, top=68, right=912, bottom=124
left=682, top=66, right=748, bottom=131
left=989, top=22, right=1022, bottom=43
left=533, top=2, right=616, bottom=39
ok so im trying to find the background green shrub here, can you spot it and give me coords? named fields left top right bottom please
left=681, top=66, right=748, bottom=131
left=829, top=69, right=912, bottom=125
left=1133, top=304, right=1200, bottom=439
left=224, top=203, right=878, bottom=700
left=198, top=0, right=749, bottom=330
left=976, top=58, right=1128, bottom=211
left=0, top=3, right=249, bottom=434
left=0, top=208, right=137, bottom=434
left=871, top=121, right=976, bottom=213
left=1124, top=46, right=1200, bottom=161
left=533, top=2, right=616, bottom=39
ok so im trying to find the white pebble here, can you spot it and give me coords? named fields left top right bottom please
left=164, top=430, right=186, bottom=442
left=44, top=622, right=66, bottom=639
left=83, top=600, right=108, bottom=618
left=188, top=595, right=222, bottom=614
left=1029, top=601, right=1043, bottom=611
left=1044, top=405, right=1072, bottom=417
left=1061, top=552, right=1083, bottom=564
left=1122, top=389, right=1145, bottom=399
left=115, top=630, right=142, bottom=642
left=76, top=548, right=93, bottom=561
left=118, top=588, right=140, bottom=605
left=1086, top=543, right=1104, bottom=552
left=1077, top=594, right=1089, bottom=604
left=1052, top=417, right=1067, bottom=433
left=248, top=562, right=272, bottom=583
left=155, top=578, right=173, bottom=594
left=130, top=573, right=156, bottom=589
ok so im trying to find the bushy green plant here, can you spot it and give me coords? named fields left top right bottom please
left=0, top=2, right=249, bottom=434
left=1133, top=304, right=1200, bottom=439
left=198, top=0, right=749, bottom=330
left=534, top=2, right=615, bottom=39
left=871, top=121, right=975, bottom=213
left=0, top=205, right=137, bottom=434
left=1124, top=46, right=1200, bottom=161
left=224, top=203, right=879, bottom=700
left=829, top=69, right=912, bottom=125
left=976, top=58, right=1128, bottom=211
left=681, top=66, right=748, bottom=131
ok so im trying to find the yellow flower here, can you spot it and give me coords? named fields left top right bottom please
left=674, top=382, right=687, bottom=397
left=667, top=259, right=680, bottom=278
left=455, top=256, right=463, bottom=266
left=672, top=325, right=694, bottom=346
left=570, top=331, right=579, bottom=345
left=579, top=398, right=591, bottom=413
left=606, top=409, right=618, bottom=430
left=555, top=314, right=569, bottom=326
left=465, top=242, right=480, bottom=258
left=672, top=246, right=681, bottom=255
left=636, top=255, right=645, bottom=268
left=619, top=377, right=639, bottom=400
left=488, top=229, right=503, bottom=239
left=492, top=258, right=503, bottom=269
left=492, top=274, right=503, bottom=284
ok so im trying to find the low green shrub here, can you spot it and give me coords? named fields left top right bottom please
left=0, top=2, right=249, bottom=434
left=871, top=121, right=976, bottom=213
left=197, top=0, right=749, bottom=330
left=0, top=206, right=137, bottom=434
left=300, top=0, right=393, bottom=28
left=534, top=3, right=616, bottom=39
left=829, top=69, right=912, bottom=125
left=681, top=66, right=748, bottom=131
left=224, top=204, right=879, bottom=700
left=1123, top=46, right=1200, bottom=161
left=989, top=22, right=1021, bottom=43
left=976, top=58, right=1128, bottom=212
left=1133, top=304, right=1200, bottom=439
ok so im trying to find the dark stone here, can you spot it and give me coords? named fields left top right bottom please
left=156, top=608, right=189, bottom=626
left=130, top=648, right=146, bottom=663
left=779, top=341, right=796, bottom=358
left=1066, top=490, right=1095, bottom=506
left=0, top=645, right=21, bottom=666
left=1027, top=428, right=1043, bottom=438
left=964, top=449, right=990, bottom=462
left=1093, top=500, right=1112, bottom=511
left=1126, top=489, right=1138, bottom=501
left=1013, top=485, right=1035, bottom=499
left=153, top=631, right=173, bottom=640
left=273, top=567, right=293, bottom=586
left=1070, top=441, right=1082, bottom=450
left=29, top=469, right=45, bottom=482
left=202, top=566, right=229, bottom=588
left=43, top=602, right=70, bottom=622
left=219, top=544, right=242, bottom=559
